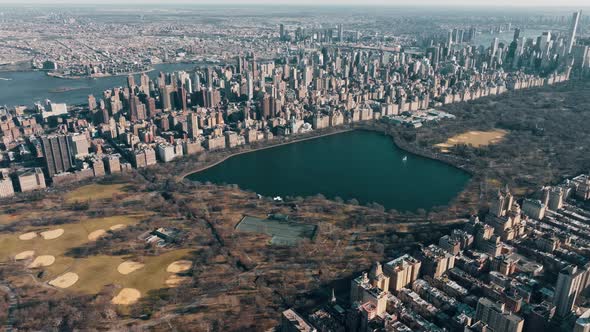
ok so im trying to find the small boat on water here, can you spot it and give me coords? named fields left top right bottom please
left=402, top=156, right=408, bottom=162
left=0, top=77, right=12, bottom=81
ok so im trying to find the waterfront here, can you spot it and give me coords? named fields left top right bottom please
left=188, top=130, right=471, bottom=212
left=0, top=63, right=199, bottom=107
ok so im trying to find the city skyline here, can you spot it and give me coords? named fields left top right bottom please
left=0, top=3, right=589, bottom=331
left=0, top=0, right=588, bottom=7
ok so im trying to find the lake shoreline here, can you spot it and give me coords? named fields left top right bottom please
left=180, top=127, right=354, bottom=179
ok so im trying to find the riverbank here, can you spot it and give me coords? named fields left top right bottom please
left=46, top=68, right=156, bottom=80
left=179, top=127, right=354, bottom=179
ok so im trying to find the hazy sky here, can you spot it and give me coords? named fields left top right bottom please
left=0, top=0, right=587, bottom=6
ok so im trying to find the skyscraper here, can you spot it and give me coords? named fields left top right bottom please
left=127, top=74, right=136, bottom=89
left=41, top=134, right=74, bottom=177
left=187, top=111, right=199, bottom=139
left=338, top=24, right=343, bottom=42
left=279, top=23, right=285, bottom=40
left=568, top=11, right=581, bottom=54
left=554, top=265, right=584, bottom=318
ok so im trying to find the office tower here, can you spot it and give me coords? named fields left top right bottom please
left=338, top=24, right=343, bottom=42
left=88, top=94, right=97, bottom=110
left=160, top=86, right=172, bottom=110
left=447, top=30, right=453, bottom=49
left=140, top=73, right=150, bottom=94
left=491, top=37, right=500, bottom=60
left=187, top=111, right=199, bottom=139
left=554, top=265, right=584, bottom=318
left=261, top=93, right=271, bottom=119
left=193, top=73, right=201, bottom=91
left=279, top=23, right=285, bottom=40
left=452, top=28, right=459, bottom=43
left=129, top=95, right=140, bottom=122
left=127, top=74, right=136, bottom=89
left=147, top=97, right=157, bottom=118
left=475, top=298, right=524, bottom=332
left=513, top=28, right=521, bottom=41
left=41, top=134, right=74, bottom=177
left=176, top=86, right=187, bottom=111
left=247, top=71, right=254, bottom=101
left=568, top=11, right=581, bottom=54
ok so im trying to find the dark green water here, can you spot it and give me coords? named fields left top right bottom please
left=188, top=130, right=470, bottom=212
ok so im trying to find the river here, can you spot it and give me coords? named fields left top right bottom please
left=187, top=130, right=470, bottom=212
left=0, top=63, right=199, bottom=107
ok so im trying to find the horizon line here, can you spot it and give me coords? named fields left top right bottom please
left=0, top=2, right=587, bottom=8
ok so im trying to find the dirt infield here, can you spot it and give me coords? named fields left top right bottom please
left=436, top=129, right=508, bottom=150
left=111, top=288, right=141, bottom=305
left=18, top=232, right=37, bottom=240
left=166, top=260, right=193, bottom=273
left=40, top=229, right=64, bottom=240
left=14, top=250, right=35, bottom=260
left=117, top=261, right=145, bottom=275
left=49, top=272, right=79, bottom=289
left=27, top=255, right=55, bottom=268
left=87, top=229, right=106, bottom=241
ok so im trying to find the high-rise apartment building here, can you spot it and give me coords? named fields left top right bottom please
left=383, top=254, right=421, bottom=292
left=475, top=297, right=524, bottom=332
left=41, top=134, right=74, bottom=177
left=554, top=265, right=584, bottom=318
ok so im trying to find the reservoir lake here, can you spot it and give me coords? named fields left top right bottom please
left=188, top=130, right=471, bottom=212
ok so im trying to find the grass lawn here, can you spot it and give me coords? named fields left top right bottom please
left=64, top=183, right=129, bottom=203
left=0, top=213, right=193, bottom=298
left=0, top=214, right=147, bottom=277
left=64, top=249, right=192, bottom=295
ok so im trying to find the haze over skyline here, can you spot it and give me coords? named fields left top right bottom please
left=0, top=0, right=588, bottom=7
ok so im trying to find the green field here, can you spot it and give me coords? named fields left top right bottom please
left=65, top=183, right=129, bottom=203
left=0, top=213, right=192, bottom=298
